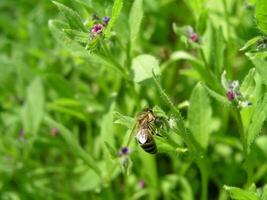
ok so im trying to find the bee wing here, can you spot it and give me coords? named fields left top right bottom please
left=136, top=128, right=148, bottom=144
left=126, top=123, right=138, bottom=147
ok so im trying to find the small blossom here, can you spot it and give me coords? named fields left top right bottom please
left=50, top=127, right=58, bottom=137
left=118, top=146, right=130, bottom=157
left=138, top=180, right=145, bottom=188
left=91, top=24, right=103, bottom=35
left=226, top=90, right=235, bottom=101
left=103, top=16, right=110, bottom=24
left=221, top=71, right=252, bottom=107
left=189, top=33, right=199, bottom=42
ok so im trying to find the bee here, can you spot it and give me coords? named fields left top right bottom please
left=135, top=108, right=158, bottom=154
left=127, top=108, right=165, bottom=154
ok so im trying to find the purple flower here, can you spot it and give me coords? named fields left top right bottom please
left=118, top=146, right=130, bottom=157
left=103, top=16, right=110, bottom=24
left=91, top=24, right=103, bottom=35
left=189, top=33, right=199, bottom=42
left=226, top=90, right=235, bottom=101
left=50, top=127, right=58, bottom=137
left=138, top=180, right=145, bottom=188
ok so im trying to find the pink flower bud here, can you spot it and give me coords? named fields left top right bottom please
left=189, top=33, right=199, bottom=42
left=226, top=90, right=235, bottom=101
left=91, top=24, right=103, bottom=35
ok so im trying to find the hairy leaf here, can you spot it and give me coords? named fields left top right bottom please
left=246, top=92, right=267, bottom=151
left=52, top=1, right=86, bottom=32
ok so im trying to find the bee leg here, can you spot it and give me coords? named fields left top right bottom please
left=156, top=132, right=163, bottom=137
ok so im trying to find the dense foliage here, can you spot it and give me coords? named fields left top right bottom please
left=1, top=0, right=267, bottom=199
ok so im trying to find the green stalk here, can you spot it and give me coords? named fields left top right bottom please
left=100, top=38, right=128, bottom=77
left=234, top=107, right=253, bottom=186
left=234, top=107, right=246, bottom=155
left=197, top=158, right=208, bottom=200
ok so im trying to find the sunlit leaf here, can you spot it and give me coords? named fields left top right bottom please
left=132, top=54, right=160, bottom=83
left=188, top=83, right=212, bottom=149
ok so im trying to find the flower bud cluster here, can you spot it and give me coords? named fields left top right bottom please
left=90, top=15, right=110, bottom=39
left=221, top=71, right=252, bottom=108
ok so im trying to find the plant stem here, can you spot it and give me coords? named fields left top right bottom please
left=234, top=107, right=253, bottom=186
left=197, top=158, right=208, bottom=200
left=234, top=107, right=246, bottom=155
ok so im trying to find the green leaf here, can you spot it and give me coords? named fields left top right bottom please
left=63, top=29, right=89, bottom=44
left=129, top=0, right=143, bottom=53
left=246, top=92, right=267, bottom=151
left=52, top=1, right=86, bottom=32
left=113, top=111, right=135, bottom=129
left=240, top=36, right=262, bottom=51
left=203, top=85, right=231, bottom=106
left=246, top=52, right=267, bottom=86
left=104, top=0, right=123, bottom=37
left=45, top=74, right=74, bottom=98
left=188, top=83, right=212, bottom=149
left=21, top=77, right=45, bottom=135
left=209, top=25, right=225, bottom=76
left=255, top=0, right=267, bottom=33
left=49, top=19, right=82, bottom=49
left=223, top=185, right=258, bottom=200
left=47, top=103, right=87, bottom=122
left=132, top=54, right=160, bottom=83
left=240, top=68, right=256, bottom=98
left=197, top=9, right=208, bottom=35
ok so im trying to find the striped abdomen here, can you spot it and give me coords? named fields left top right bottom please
left=140, top=137, right=157, bottom=154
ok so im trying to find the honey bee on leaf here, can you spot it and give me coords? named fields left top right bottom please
left=126, top=108, right=168, bottom=154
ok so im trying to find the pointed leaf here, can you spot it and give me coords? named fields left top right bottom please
left=132, top=54, right=160, bottom=83
left=52, top=1, right=86, bottom=32
left=240, top=36, right=262, bottom=51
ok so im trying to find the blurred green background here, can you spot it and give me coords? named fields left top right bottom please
left=0, top=0, right=266, bottom=199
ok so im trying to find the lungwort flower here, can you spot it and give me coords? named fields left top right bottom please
left=221, top=71, right=252, bottom=108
